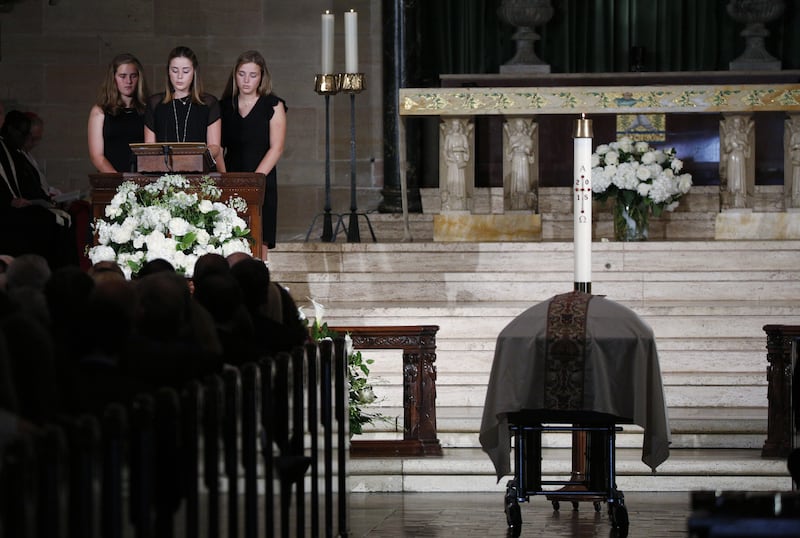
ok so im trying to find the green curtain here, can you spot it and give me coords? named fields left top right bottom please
left=418, top=0, right=800, bottom=77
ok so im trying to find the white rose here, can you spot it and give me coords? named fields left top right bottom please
left=87, top=245, right=116, bottom=265
left=198, top=199, right=214, bottom=213
left=168, top=217, right=191, bottom=237
left=605, top=151, right=619, bottom=165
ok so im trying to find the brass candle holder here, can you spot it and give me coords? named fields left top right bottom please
left=341, top=73, right=373, bottom=242
left=337, top=72, right=365, bottom=94
left=307, top=74, right=341, bottom=242
left=314, top=73, right=340, bottom=95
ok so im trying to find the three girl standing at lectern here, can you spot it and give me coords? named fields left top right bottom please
left=220, top=50, right=286, bottom=260
left=87, top=53, right=148, bottom=173
left=145, top=46, right=226, bottom=172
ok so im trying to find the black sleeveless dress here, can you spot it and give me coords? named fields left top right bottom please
left=145, top=92, right=220, bottom=143
left=220, top=93, right=286, bottom=249
left=103, top=108, right=144, bottom=173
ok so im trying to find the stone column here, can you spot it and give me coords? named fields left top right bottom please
left=785, top=114, right=800, bottom=210
left=502, top=116, right=539, bottom=211
left=439, top=117, right=474, bottom=212
left=719, top=114, right=755, bottom=210
left=380, top=0, right=422, bottom=214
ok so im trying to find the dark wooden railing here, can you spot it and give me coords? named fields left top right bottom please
left=762, top=324, right=800, bottom=458
left=331, top=325, right=442, bottom=457
left=0, top=340, right=349, bottom=538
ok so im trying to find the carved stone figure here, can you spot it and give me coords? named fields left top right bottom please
left=721, top=115, right=754, bottom=208
left=503, top=117, right=537, bottom=210
left=787, top=116, right=800, bottom=208
left=440, top=118, right=473, bottom=209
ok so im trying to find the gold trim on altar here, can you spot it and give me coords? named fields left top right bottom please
left=399, top=84, right=800, bottom=116
left=616, top=113, right=666, bottom=141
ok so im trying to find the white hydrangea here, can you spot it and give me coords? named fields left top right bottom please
left=591, top=137, right=693, bottom=217
left=87, top=174, right=254, bottom=278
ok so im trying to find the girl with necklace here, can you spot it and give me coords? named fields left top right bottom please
left=144, top=46, right=225, bottom=171
left=87, top=53, right=149, bottom=173
left=220, top=50, right=286, bottom=260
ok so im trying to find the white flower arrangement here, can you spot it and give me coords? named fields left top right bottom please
left=302, top=297, right=386, bottom=436
left=591, top=137, right=692, bottom=240
left=592, top=136, right=693, bottom=215
left=87, top=174, right=253, bottom=279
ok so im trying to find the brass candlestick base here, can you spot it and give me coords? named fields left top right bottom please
left=314, top=74, right=340, bottom=95
left=338, top=73, right=365, bottom=94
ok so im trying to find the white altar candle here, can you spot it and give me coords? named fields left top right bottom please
left=573, top=114, right=593, bottom=293
left=321, top=11, right=335, bottom=74
left=344, top=9, right=358, bottom=73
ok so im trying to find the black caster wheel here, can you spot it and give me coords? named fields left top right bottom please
left=610, top=503, right=629, bottom=532
left=551, top=500, right=560, bottom=511
left=505, top=480, right=522, bottom=533
left=593, top=501, right=602, bottom=512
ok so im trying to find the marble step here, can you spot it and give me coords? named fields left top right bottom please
left=356, top=406, right=768, bottom=450
left=347, top=448, right=792, bottom=493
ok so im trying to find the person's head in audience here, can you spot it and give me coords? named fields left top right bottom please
left=0, top=110, right=31, bottom=151
left=229, top=256, right=270, bottom=317
left=0, top=255, right=13, bottom=291
left=134, top=258, right=175, bottom=279
left=87, top=278, right=138, bottom=355
left=23, top=112, right=43, bottom=153
left=44, top=265, right=95, bottom=325
left=135, top=271, right=192, bottom=341
left=6, top=254, right=51, bottom=292
left=193, top=253, right=229, bottom=284
left=89, top=260, right=126, bottom=283
left=193, top=272, right=245, bottom=325
left=226, top=251, right=252, bottom=268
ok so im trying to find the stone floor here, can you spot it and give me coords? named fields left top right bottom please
left=347, top=491, right=690, bottom=537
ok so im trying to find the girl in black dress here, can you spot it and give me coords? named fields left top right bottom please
left=144, top=46, right=225, bottom=171
left=220, top=50, right=286, bottom=260
left=87, top=53, right=149, bottom=173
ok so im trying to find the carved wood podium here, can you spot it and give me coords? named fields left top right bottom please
left=88, top=173, right=266, bottom=259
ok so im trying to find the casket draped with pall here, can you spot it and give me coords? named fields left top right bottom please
left=479, top=291, right=671, bottom=480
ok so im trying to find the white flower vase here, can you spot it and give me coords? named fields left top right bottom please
left=614, top=201, right=649, bottom=241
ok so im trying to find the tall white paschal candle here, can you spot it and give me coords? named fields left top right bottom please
left=573, top=113, right=593, bottom=293
left=344, top=10, right=358, bottom=73
left=321, top=11, right=335, bottom=74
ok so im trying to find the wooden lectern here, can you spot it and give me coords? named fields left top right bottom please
left=130, top=142, right=213, bottom=174
left=89, top=173, right=266, bottom=259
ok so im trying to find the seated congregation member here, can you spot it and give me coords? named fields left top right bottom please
left=126, top=270, right=223, bottom=394
left=88, top=53, right=148, bottom=173
left=145, top=46, right=225, bottom=171
left=192, top=253, right=257, bottom=366
left=43, top=266, right=96, bottom=414
left=0, top=255, right=61, bottom=425
left=229, top=257, right=307, bottom=358
left=0, top=111, right=77, bottom=268
left=73, top=277, right=140, bottom=414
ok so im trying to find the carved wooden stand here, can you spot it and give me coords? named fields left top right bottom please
left=762, top=324, right=800, bottom=458
left=330, top=325, right=443, bottom=457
